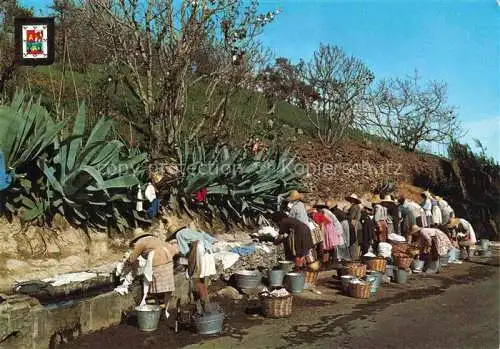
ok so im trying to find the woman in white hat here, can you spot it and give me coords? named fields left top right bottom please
left=381, top=195, right=400, bottom=235
left=446, top=217, right=477, bottom=260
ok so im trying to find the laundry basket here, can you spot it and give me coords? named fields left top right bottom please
left=345, top=263, right=367, bottom=278
left=366, top=257, right=387, bottom=273
left=260, top=294, right=293, bottom=318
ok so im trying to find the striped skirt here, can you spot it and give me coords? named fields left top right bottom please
left=149, top=262, right=175, bottom=294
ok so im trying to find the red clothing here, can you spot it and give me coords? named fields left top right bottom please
left=194, top=188, right=208, bottom=202
left=311, top=212, right=330, bottom=225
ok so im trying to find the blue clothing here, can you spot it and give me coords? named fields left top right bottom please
left=0, top=151, right=12, bottom=191
left=231, top=246, right=256, bottom=256
left=175, top=228, right=216, bottom=256
left=146, top=198, right=160, bottom=218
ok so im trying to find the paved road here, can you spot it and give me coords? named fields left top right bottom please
left=184, top=261, right=499, bottom=349
left=62, top=259, right=499, bottom=349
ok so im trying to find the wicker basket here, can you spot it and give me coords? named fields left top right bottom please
left=260, top=295, right=293, bottom=318
left=366, top=257, right=387, bottom=273
left=394, top=255, right=412, bottom=269
left=305, top=271, right=319, bottom=286
left=391, top=243, right=409, bottom=255
left=342, top=260, right=356, bottom=267
left=349, top=282, right=371, bottom=299
left=345, top=263, right=367, bottom=278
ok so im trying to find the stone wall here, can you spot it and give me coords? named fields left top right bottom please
left=0, top=286, right=141, bottom=349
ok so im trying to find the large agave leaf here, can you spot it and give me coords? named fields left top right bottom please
left=67, top=103, right=86, bottom=171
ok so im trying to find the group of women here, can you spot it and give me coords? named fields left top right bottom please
left=272, top=189, right=478, bottom=273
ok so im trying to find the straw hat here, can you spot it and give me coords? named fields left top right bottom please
left=421, top=191, right=431, bottom=198
left=326, top=199, right=336, bottom=208
left=435, top=195, right=443, bottom=201
left=381, top=195, right=397, bottom=207
left=129, top=228, right=156, bottom=245
left=446, top=217, right=460, bottom=229
left=287, top=190, right=302, bottom=202
left=410, top=224, right=421, bottom=235
left=166, top=221, right=188, bottom=237
left=371, top=194, right=382, bottom=204
left=345, top=193, right=361, bottom=204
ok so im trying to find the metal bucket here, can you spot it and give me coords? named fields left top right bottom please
left=366, top=271, right=383, bottom=288
left=480, top=239, right=490, bottom=251
left=268, top=269, right=285, bottom=287
left=285, top=272, right=305, bottom=294
left=279, top=261, right=295, bottom=273
left=439, top=255, right=449, bottom=267
left=425, top=260, right=440, bottom=274
left=364, top=274, right=379, bottom=295
left=411, top=259, right=425, bottom=271
left=234, top=270, right=262, bottom=289
left=385, top=264, right=396, bottom=279
left=135, top=305, right=161, bottom=332
left=395, top=268, right=408, bottom=284
left=341, top=275, right=356, bottom=293
left=192, top=311, right=224, bottom=335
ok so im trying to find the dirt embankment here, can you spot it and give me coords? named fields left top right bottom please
left=294, top=138, right=499, bottom=240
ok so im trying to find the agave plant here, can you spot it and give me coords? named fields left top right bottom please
left=0, top=92, right=148, bottom=232
left=39, top=104, right=148, bottom=231
left=170, top=139, right=304, bottom=225
left=0, top=92, right=65, bottom=222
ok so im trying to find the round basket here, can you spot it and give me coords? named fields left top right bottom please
left=394, top=255, right=412, bottom=269
left=349, top=282, right=371, bottom=299
left=345, top=263, right=367, bottom=278
left=391, top=243, right=409, bottom=255
left=366, top=257, right=387, bottom=273
left=260, top=294, right=293, bottom=318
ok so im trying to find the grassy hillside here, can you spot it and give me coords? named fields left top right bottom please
left=20, top=65, right=318, bottom=144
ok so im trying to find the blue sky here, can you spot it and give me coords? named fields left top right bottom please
left=21, top=0, right=500, bottom=160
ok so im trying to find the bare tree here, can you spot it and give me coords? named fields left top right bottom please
left=299, top=44, right=374, bottom=144
left=84, top=0, right=278, bottom=156
left=357, top=72, right=463, bottom=151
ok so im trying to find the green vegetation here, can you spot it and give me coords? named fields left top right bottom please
left=0, top=92, right=148, bottom=231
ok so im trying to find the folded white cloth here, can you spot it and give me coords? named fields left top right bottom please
left=388, top=233, right=406, bottom=242
left=257, top=226, right=279, bottom=238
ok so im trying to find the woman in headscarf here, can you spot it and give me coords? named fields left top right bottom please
left=272, top=212, right=314, bottom=270
left=421, top=192, right=433, bottom=227
left=311, top=202, right=344, bottom=264
left=436, top=196, right=454, bottom=224
left=398, top=196, right=417, bottom=237
left=345, top=194, right=363, bottom=259
left=287, top=190, right=309, bottom=226
left=372, top=195, right=388, bottom=246
left=409, top=225, right=454, bottom=273
left=126, top=229, right=178, bottom=312
left=446, top=218, right=477, bottom=260
left=331, top=204, right=352, bottom=261
left=430, top=195, right=443, bottom=227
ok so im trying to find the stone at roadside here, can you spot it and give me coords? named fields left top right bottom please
left=216, top=286, right=243, bottom=300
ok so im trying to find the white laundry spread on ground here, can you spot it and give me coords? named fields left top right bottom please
left=42, top=272, right=98, bottom=287
left=212, top=252, right=240, bottom=269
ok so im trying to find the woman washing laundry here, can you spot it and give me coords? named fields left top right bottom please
left=272, top=212, right=315, bottom=270
left=409, top=225, right=454, bottom=272
left=446, top=218, right=477, bottom=260
left=166, top=223, right=217, bottom=311
left=125, top=229, right=178, bottom=315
